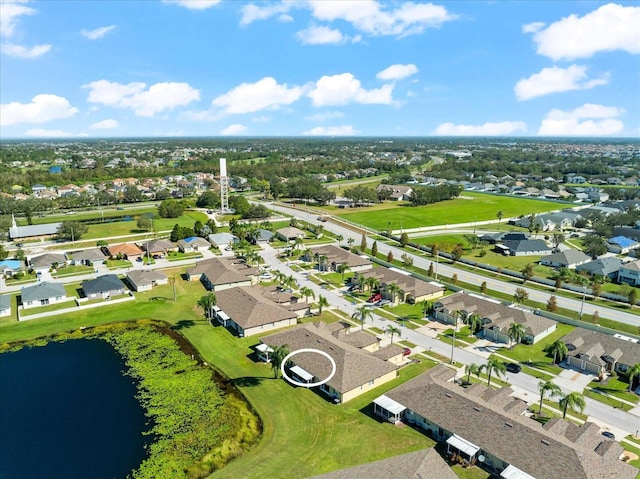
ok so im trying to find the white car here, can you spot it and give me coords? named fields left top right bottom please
left=259, top=273, right=273, bottom=280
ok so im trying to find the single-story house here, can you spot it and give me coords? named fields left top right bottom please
left=540, top=249, right=591, bottom=269
left=28, top=253, right=68, bottom=273
left=357, top=267, right=445, bottom=304
left=207, top=232, right=238, bottom=248
left=213, top=286, right=299, bottom=337
left=479, top=232, right=528, bottom=245
left=500, top=239, right=552, bottom=256
left=607, top=236, right=640, bottom=254
left=311, top=244, right=372, bottom=273
left=254, top=228, right=274, bottom=243
left=177, top=236, right=211, bottom=252
left=376, top=184, right=414, bottom=202
left=140, top=239, right=177, bottom=257
left=0, top=295, right=11, bottom=317
left=69, top=248, right=107, bottom=266
left=257, top=285, right=311, bottom=317
left=261, top=322, right=399, bottom=403
left=275, top=226, right=306, bottom=241
left=20, top=281, right=69, bottom=309
left=126, top=270, right=169, bottom=292
left=81, top=274, right=128, bottom=299
left=308, top=448, right=457, bottom=479
left=575, top=257, right=622, bottom=280
left=562, top=328, right=640, bottom=377
left=433, top=292, right=556, bottom=345
left=0, top=259, right=25, bottom=277
left=373, top=365, right=636, bottom=479
left=617, top=259, right=640, bottom=286
left=186, top=257, right=258, bottom=291
left=106, top=243, right=144, bottom=261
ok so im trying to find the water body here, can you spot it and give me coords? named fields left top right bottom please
left=0, top=339, right=151, bottom=479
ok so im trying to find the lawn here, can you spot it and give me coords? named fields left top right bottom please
left=333, top=192, right=562, bottom=230
left=51, top=265, right=94, bottom=278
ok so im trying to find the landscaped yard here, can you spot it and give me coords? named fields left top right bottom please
left=51, top=265, right=94, bottom=277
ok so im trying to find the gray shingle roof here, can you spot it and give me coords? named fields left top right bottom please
left=541, top=249, right=591, bottom=266
left=0, top=295, right=11, bottom=310
left=81, top=274, right=126, bottom=295
left=313, top=244, right=372, bottom=269
left=562, top=327, right=640, bottom=370
left=576, top=257, right=623, bottom=277
left=10, top=222, right=62, bottom=239
left=21, top=281, right=66, bottom=302
left=216, top=286, right=298, bottom=329
left=69, top=248, right=107, bottom=262
left=359, top=267, right=443, bottom=299
left=126, top=270, right=167, bottom=288
left=29, top=253, right=67, bottom=269
left=187, top=257, right=258, bottom=287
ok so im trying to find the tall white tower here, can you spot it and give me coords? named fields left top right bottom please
left=219, top=157, right=229, bottom=213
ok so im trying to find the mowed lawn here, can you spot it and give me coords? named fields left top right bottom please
left=0, top=269, right=435, bottom=479
left=334, top=192, right=563, bottom=230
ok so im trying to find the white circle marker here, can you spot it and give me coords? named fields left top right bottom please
left=281, top=348, right=336, bottom=388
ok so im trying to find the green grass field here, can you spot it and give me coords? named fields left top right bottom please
left=333, top=192, right=563, bottom=230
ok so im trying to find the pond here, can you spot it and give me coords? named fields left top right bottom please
left=0, top=339, right=151, bottom=479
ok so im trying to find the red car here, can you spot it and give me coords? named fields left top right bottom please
left=367, top=293, right=382, bottom=303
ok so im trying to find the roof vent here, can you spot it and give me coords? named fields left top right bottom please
left=445, top=392, right=452, bottom=398
left=541, top=439, right=550, bottom=446
left=504, top=422, right=513, bottom=428
left=473, top=406, right=481, bottom=412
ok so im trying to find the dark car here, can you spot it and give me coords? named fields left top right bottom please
left=506, top=363, right=522, bottom=374
left=602, top=431, right=616, bottom=440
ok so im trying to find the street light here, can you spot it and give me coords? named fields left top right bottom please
left=579, top=285, right=587, bottom=319
left=450, top=313, right=459, bottom=364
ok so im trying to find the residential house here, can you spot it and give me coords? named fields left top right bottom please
left=208, top=232, right=238, bottom=248
left=376, top=184, right=414, bottom=201
left=0, top=295, right=11, bottom=317
left=28, top=253, right=68, bottom=273
left=500, top=239, right=552, bottom=256
left=373, top=365, right=636, bottom=479
left=562, top=328, right=640, bottom=377
left=575, top=257, right=622, bottom=280
left=357, top=267, right=445, bottom=304
left=177, top=236, right=211, bottom=252
left=186, top=257, right=258, bottom=291
left=540, top=249, right=591, bottom=269
left=433, top=292, right=556, bottom=345
left=479, top=232, right=528, bottom=245
left=20, top=282, right=69, bottom=309
left=68, top=248, right=107, bottom=266
left=126, top=270, right=169, bottom=292
left=254, top=228, right=274, bottom=243
left=106, top=243, right=144, bottom=261
left=257, top=285, right=311, bottom=318
left=311, top=244, right=372, bottom=273
left=140, top=239, right=177, bottom=257
left=617, top=259, right=640, bottom=286
left=607, top=236, right=640, bottom=254
left=308, top=448, right=457, bottom=479
left=213, top=286, right=300, bottom=337
left=275, top=226, right=306, bottom=241
left=31, top=184, right=47, bottom=195
left=261, top=322, right=399, bottom=403
left=81, top=274, right=127, bottom=299
left=0, top=259, right=25, bottom=277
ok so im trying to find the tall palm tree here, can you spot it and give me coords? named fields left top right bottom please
left=299, top=286, right=315, bottom=303
left=626, top=363, right=640, bottom=392
left=465, top=363, right=481, bottom=384
left=271, top=345, right=290, bottom=379
left=168, top=276, right=177, bottom=301
left=197, top=292, right=217, bottom=320
left=465, top=313, right=483, bottom=335
left=366, top=276, right=380, bottom=293
left=352, top=305, right=374, bottom=330
left=385, top=282, right=402, bottom=303
left=547, top=340, right=569, bottom=364
left=317, top=295, right=329, bottom=314
left=385, top=325, right=401, bottom=344
left=293, top=236, right=305, bottom=251
left=336, top=263, right=350, bottom=282
left=483, top=357, right=506, bottom=387
left=559, top=391, right=586, bottom=419
left=507, top=322, right=526, bottom=349
left=537, top=380, right=562, bottom=415
left=273, top=270, right=286, bottom=286
left=336, top=234, right=344, bottom=246
left=347, top=237, right=355, bottom=249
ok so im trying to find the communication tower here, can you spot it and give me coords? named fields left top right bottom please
left=219, top=157, right=229, bottom=213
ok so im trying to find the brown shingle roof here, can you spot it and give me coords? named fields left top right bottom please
left=562, top=327, right=640, bottom=369
left=312, top=244, right=372, bottom=269
left=107, top=243, right=143, bottom=256
left=187, top=257, right=258, bottom=287
left=216, top=286, right=297, bottom=329
left=360, top=267, right=443, bottom=299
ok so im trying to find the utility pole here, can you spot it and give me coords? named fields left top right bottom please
left=450, top=319, right=457, bottom=364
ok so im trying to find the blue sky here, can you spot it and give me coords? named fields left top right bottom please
left=1, top=0, right=638, bottom=138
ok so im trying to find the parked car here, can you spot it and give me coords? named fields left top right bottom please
left=506, top=363, right=522, bottom=373
left=367, top=293, right=382, bottom=303
left=601, top=431, right=616, bottom=440
left=259, top=273, right=273, bottom=280
left=376, top=299, right=391, bottom=307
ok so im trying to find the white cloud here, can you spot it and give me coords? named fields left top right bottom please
left=538, top=103, right=624, bottom=136
left=0, top=1, right=35, bottom=38
left=162, top=0, right=221, bottom=10
left=514, top=64, right=609, bottom=101
left=528, top=3, right=640, bottom=60
left=308, top=73, right=394, bottom=107
left=521, top=21, right=545, bottom=34
left=240, top=3, right=294, bottom=26
left=90, top=119, right=119, bottom=129
left=220, top=124, right=248, bottom=135
left=25, top=128, right=87, bottom=138
left=83, top=80, right=200, bottom=117
left=212, top=77, right=305, bottom=114
left=433, top=121, right=527, bottom=136
left=1, top=94, right=78, bottom=126
left=303, top=125, right=356, bottom=136
left=377, top=63, right=419, bottom=81
left=1, top=42, right=51, bottom=58
left=296, top=25, right=348, bottom=45
left=305, top=111, right=344, bottom=121
left=81, top=25, right=116, bottom=40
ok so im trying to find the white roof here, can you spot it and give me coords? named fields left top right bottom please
left=446, top=434, right=480, bottom=457
left=500, top=464, right=536, bottom=479
left=256, top=343, right=274, bottom=353
left=290, top=365, right=314, bottom=382
left=216, top=309, right=230, bottom=321
left=373, top=394, right=406, bottom=415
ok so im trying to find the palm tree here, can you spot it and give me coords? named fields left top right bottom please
left=197, top=292, right=217, bottom=320
left=168, top=276, right=177, bottom=301
left=559, top=391, right=586, bottom=419
left=465, top=313, right=483, bottom=335
left=496, top=210, right=503, bottom=225
left=483, top=357, right=506, bottom=387
left=507, top=322, right=526, bottom=349
left=271, top=345, right=290, bottom=379
left=299, top=286, right=315, bottom=303
left=316, top=254, right=328, bottom=272
left=293, top=236, right=305, bottom=251
left=366, top=276, right=380, bottom=293
left=347, top=237, right=355, bottom=249
left=385, top=325, right=401, bottom=344
left=356, top=273, right=366, bottom=292
left=538, top=380, right=562, bottom=415
left=385, top=282, right=402, bottom=303
left=352, top=305, right=374, bottom=330
left=465, top=363, right=481, bottom=384
left=336, top=263, right=350, bottom=282
left=626, top=363, right=640, bottom=392
left=546, top=340, right=569, bottom=364
left=317, top=295, right=329, bottom=314
left=336, top=234, right=344, bottom=246
left=273, top=270, right=286, bottom=286
left=284, top=275, right=298, bottom=291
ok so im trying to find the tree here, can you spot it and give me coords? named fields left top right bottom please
left=169, top=276, right=177, bottom=301
left=371, top=241, right=378, bottom=257
left=336, top=263, right=350, bottom=282
left=347, top=237, right=355, bottom=249
left=196, top=190, right=220, bottom=209
left=552, top=232, right=565, bottom=251
left=559, top=392, right=586, bottom=419
left=451, top=244, right=464, bottom=263
left=451, top=273, right=458, bottom=285
left=57, top=221, right=88, bottom=241
left=508, top=322, right=526, bottom=349
left=158, top=199, right=185, bottom=218
left=591, top=281, right=602, bottom=299
left=385, top=282, right=402, bottom=304
left=400, top=232, right=409, bottom=247
left=385, top=325, right=401, bottom=344
left=464, top=234, right=479, bottom=252
left=496, top=210, right=503, bottom=225
left=401, top=253, right=413, bottom=268
left=483, top=357, right=506, bottom=387
left=197, top=293, right=217, bottom=320
left=430, top=243, right=438, bottom=258
left=351, top=305, right=373, bottom=330
left=386, top=250, right=394, bottom=263
left=360, top=234, right=368, bottom=252
left=299, top=286, right=315, bottom=303
left=513, top=288, right=528, bottom=304
left=480, top=281, right=487, bottom=294
left=626, top=363, right=640, bottom=392
left=592, top=310, right=600, bottom=324
left=628, top=287, right=638, bottom=307
left=546, top=295, right=558, bottom=312
left=465, top=363, right=481, bottom=384
left=123, top=185, right=143, bottom=203
left=427, top=263, right=434, bottom=277
left=336, top=234, right=343, bottom=246
left=521, top=263, right=534, bottom=284
left=582, top=233, right=608, bottom=259
left=537, top=380, right=562, bottom=415
left=317, top=295, right=329, bottom=314
left=0, top=244, right=8, bottom=261
left=546, top=340, right=568, bottom=364
left=271, top=345, right=289, bottom=379
left=137, top=216, right=153, bottom=232
left=465, top=313, right=483, bottom=335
